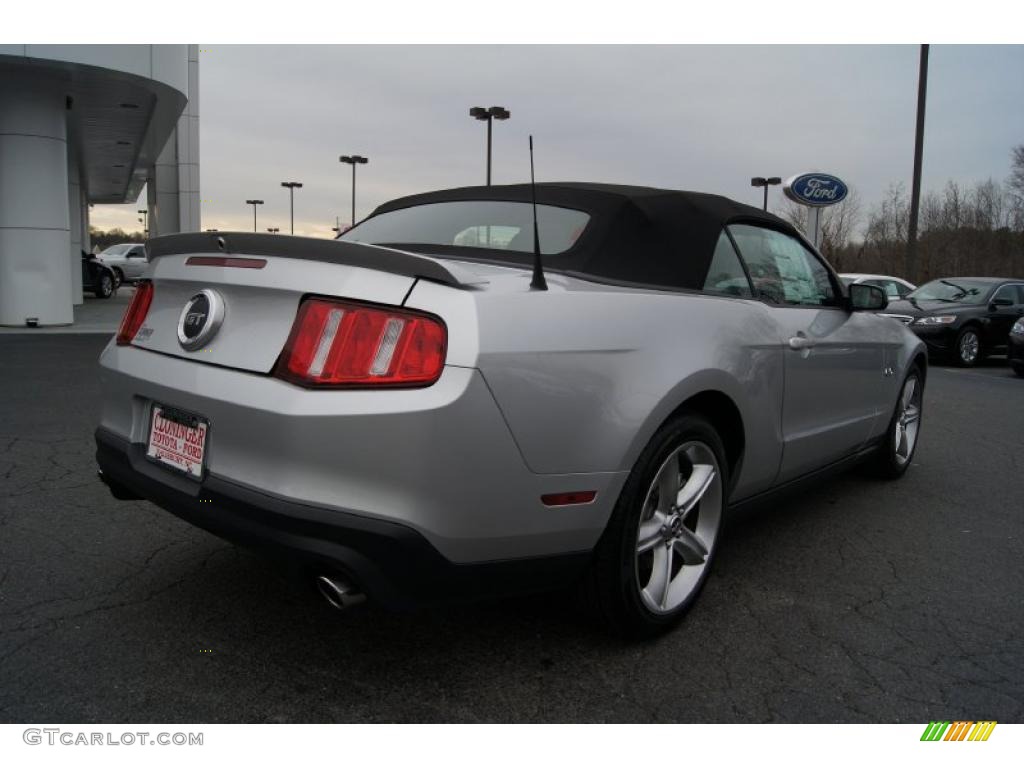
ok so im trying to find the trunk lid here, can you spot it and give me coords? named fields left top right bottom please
left=132, top=235, right=468, bottom=374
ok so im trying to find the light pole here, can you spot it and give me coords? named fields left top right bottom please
left=469, top=106, right=510, bottom=185
left=906, top=44, right=929, bottom=283
left=339, top=155, right=368, bottom=226
left=245, top=199, right=264, bottom=232
left=750, top=176, right=782, bottom=211
left=266, top=227, right=280, bottom=234
left=280, top=181, right=303, bottom=234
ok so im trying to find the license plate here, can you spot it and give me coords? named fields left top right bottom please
left=146, top=405, right=208, bottom=480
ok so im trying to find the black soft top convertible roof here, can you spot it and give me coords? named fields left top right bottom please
left=367, top=182, right=799, bottom=291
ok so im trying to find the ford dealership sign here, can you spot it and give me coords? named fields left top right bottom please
left=783, top=173, right=848, bottom=207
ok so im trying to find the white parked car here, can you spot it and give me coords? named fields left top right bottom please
left=98, top=243, right=148, bottom=285
left=840, top=273, right=916, bottom=300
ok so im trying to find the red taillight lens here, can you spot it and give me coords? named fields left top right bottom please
left=275, top=298, right=447, bottom=388
left=115, top=280, right=154, bottom=346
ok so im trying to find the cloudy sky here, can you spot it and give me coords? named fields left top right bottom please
left=92, top=44, right=1024, bottom=238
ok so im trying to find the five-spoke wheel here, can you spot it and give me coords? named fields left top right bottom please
left=585, top=413, right=727, bottom=637
left=870, top=365, right=924, bottom=479
left=893, top=374, right=922, bottom=467
left=635, top=442, right=722, bottom=614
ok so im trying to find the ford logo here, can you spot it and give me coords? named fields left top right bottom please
left=783, top=173, right=849, bottom=207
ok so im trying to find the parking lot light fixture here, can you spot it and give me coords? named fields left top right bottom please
left=751, top=176, right=782, bottom=211
left=280, top=182, right=303, bottom=234
left=339, top=155, right=368, bottom=227
left=470, top=106, right=510, bottom=185
left=245, top=199, right=264, bottom=232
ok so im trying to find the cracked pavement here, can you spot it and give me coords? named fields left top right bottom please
left=1, top=335, right=1022, bottom=722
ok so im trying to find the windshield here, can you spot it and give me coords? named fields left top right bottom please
left=100, top=244, right=133, bottom=256
left=340, top=201, right=591, bottom=256
left=907, top=278, right=993, bottom=304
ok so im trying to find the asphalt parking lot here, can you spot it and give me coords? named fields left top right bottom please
left=1, top=335, right=1022, bottom=723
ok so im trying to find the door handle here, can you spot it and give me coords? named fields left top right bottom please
left=788, top=336, right=816, bottom=351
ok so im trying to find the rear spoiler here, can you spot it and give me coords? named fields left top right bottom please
left=145, top=232, right=487, bottom=288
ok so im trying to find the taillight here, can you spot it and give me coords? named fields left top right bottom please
left=116, top=280, right=154, bottom=346
left=275, top=298, right=447, bottom=388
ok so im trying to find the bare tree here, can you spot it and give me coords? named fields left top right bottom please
left=779, top=189, right=862, bottom=270
left=825, top=147, right=1024, bottom=282
left=1008, top=144, right=1024, bottom=231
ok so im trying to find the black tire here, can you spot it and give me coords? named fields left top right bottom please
left=869, top=364, right=924, bottom=479
left=1012, top=363, right=1024, bottom=379
left=94, top=273, right=114, bottom=299
left=584, top=413, right=728, bottom=638
left=954, top=326, right=983, bottom=367
left=112, top=268, right=124, bottom=289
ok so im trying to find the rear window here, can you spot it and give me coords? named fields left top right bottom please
left=341, top=201, right=590, bottom=256
left=101, top=244, right=133, bottom=256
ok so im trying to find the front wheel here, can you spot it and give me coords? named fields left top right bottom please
left=111, top=268, right=123, bottom=289
left=584, top=413, right=727, bottom=638
left=869, top=366, right=924, bottom=479
left=954, top=327, right=982, bottom=367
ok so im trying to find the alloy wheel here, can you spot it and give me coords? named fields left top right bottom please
left=959, top=331, right=980, bottom=365
left=894, top=374, right=922, bottom=466
left=635, top=441, right=723, bottom=614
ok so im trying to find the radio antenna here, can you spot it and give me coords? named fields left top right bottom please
left=528, top=135, right=548, bottom=291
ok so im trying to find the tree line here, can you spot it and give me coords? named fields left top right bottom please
left=782, top=144, right=1024, bottom=284
left=88, top=227, right=145, bottom=253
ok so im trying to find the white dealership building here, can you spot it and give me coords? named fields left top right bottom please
left=0, top=45, right=199, bottom=326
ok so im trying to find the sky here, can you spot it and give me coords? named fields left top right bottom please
left=91, top=44, right=1024, bottom=239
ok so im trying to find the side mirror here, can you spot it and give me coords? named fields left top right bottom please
left=849, top=283, right=888, bottom=312
left=990, top=297, right=1013, bottom=309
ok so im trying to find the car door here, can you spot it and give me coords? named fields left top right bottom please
left=728, top=224, right=886, bottom=483
left=984, top=283, right=1024, bottom=351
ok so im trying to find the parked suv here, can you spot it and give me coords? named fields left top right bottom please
left=98, top=243, right=148, bottom=285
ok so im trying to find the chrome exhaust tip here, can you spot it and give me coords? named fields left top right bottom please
left=315, top=575, right=366, bottom=611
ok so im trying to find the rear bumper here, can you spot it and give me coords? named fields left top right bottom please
left=96, top=343, right=624, bottom=564
left=95, top=428, right=591, bottom=609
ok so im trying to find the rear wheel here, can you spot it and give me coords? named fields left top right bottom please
left=585, top=413, right=727, bottom=638
left=94, top=273, right=114, bottom=299
left=954, top=327, right=982, bottom=367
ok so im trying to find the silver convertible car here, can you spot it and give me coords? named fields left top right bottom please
left=95, top=183, right=927, bottom=636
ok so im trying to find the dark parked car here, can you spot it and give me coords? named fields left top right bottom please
left=1010, top=318, right=1024, bottom=377
left=881, top=277, right=1024, bottom=366
left=82, top=252, right=117, bottom=299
